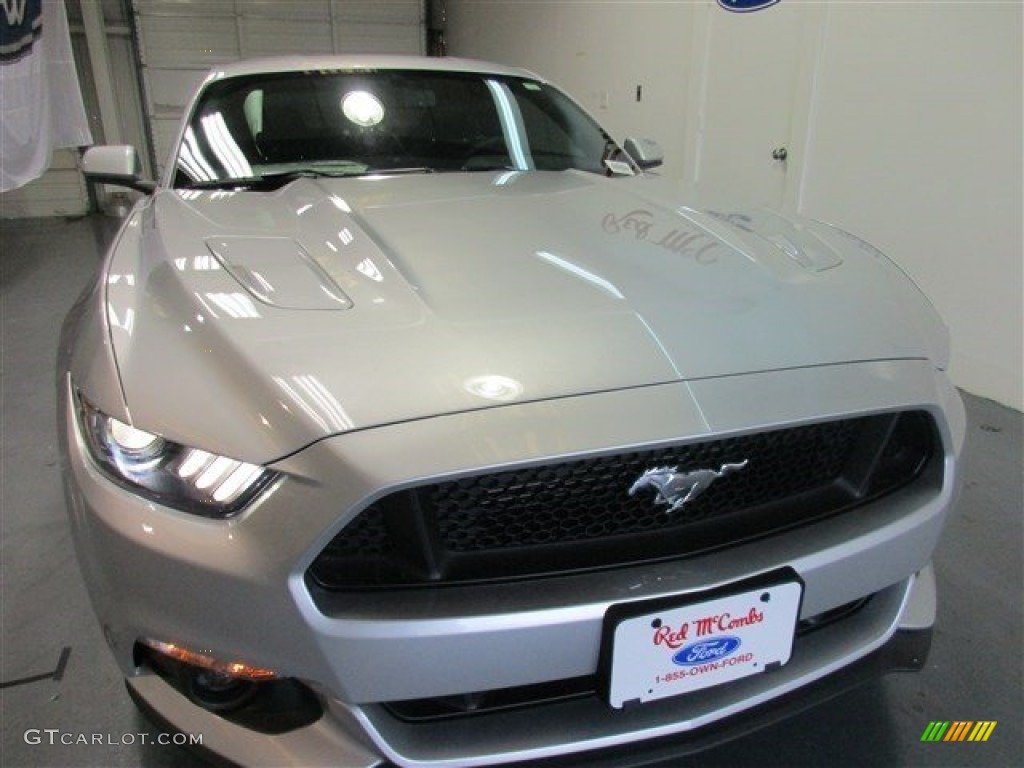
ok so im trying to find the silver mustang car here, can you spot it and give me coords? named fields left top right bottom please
left=60, top=55, right=964, bottom=766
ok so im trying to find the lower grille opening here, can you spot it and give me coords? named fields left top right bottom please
left=795, top=596, right=871, bottom=635
left=383, top=597, right=873, bottom=723
left=385, top=676, right=596, bottom=724
left=311, top=411, right=937, bottom=590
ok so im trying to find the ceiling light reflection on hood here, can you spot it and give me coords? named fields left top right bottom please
left=536, top=251, right=624, bottom=299
left=493, top=170, right=521, bottom=186
left=205, top=292, right=261, bottom=319
left=356, top=258, right=383, bottom=282
left=464, top=375, right=524, bottom=402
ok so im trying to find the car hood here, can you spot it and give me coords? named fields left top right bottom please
left=103, top=171, right=943, bottom=463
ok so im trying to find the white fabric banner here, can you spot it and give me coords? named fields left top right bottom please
left=1, top=0, right=92, bottom=192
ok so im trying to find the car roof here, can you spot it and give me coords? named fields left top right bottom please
left=209, top=55, right=540, bottom=81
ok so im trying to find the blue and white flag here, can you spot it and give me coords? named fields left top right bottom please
left=1, top=0, right=92, bottom=192
left=718, top=0, right=781, bottom=12
left=0, top=0, right=42, bottom=62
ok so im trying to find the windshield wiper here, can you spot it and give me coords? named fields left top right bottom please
left=179, top=165, right=442, bottom=191
left=364, top=167, right=436, bottom=176
left=179, top=168, right=361, bottom=191
left=457, top=164, right=518, bottom=173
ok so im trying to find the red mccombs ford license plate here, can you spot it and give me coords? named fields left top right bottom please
left=601, top=571, right=804, bottom=709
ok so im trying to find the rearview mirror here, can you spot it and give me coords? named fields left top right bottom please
left=623, top=137, right=663, bottom=170
left=81, top=146, right=156, bottom=193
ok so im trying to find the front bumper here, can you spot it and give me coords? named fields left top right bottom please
left=128, top=570, right=934, bottom=768
left=60, top=360, right=964, bottom=767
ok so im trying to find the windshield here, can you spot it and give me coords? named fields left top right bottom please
left=173, top=69, right=630, bottom=188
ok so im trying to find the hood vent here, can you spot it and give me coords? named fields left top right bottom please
left=207, top=237, right=352, bottom=310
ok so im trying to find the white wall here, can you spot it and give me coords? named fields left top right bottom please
left=799, top=3, right=1022, bottom=412
left=446, top=0, right=1023, bottom=411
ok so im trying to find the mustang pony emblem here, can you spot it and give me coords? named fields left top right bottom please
left=629, top=460, right=750, bottom=512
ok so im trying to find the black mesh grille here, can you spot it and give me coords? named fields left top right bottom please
left=432, top=419, right=856, bottom=553
left=323, top=504, right=391, bottom=557
left=309, top=411, right=936, bottom=590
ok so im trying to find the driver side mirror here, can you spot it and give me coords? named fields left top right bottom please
left=81, top=146, right=156, bottom=193
left=624, top=137, right=663, bottom=170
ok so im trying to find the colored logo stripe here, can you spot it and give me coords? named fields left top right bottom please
left=945, top=721, right=973, bottom=741
left=969, top=721, right=997, bottom=742
left=921, top=721, right=997, bottom=742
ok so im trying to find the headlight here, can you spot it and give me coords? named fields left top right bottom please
left=76, top=392, right=276, bottom=518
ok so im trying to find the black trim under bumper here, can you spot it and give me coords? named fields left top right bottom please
left=533, top=627, right=932, bottom=768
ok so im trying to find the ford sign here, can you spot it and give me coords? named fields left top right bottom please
left=673, top=636, right=743, bottom=666
left=718, top=0, right=781, bottom=13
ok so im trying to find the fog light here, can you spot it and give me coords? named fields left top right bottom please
left=187, top=668, right=258, bottom=712
left=141, top=638, right=278, bottom=713
left=141, top=638, right=277, bottom=681
left=136, top=639, right=323, bottom=727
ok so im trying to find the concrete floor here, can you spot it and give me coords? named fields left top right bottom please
left=1, top=215, right=1021, bottom=767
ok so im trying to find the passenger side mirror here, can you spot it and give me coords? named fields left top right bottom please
left=623, top=137, right=663, bottom=170
left=81, top=146, right=156, bottom=194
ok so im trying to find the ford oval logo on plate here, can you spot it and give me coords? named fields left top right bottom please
left=718, top=0, right=780, bottom=12
left=673, top=636, right=742, bottom=666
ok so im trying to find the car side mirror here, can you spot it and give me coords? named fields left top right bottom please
left=623, top=137, right=664, bottom=170
left=81, top=146, right=156, bottom=194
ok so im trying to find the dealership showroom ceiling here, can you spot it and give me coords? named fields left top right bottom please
left=1, top=1, right=1021, bottom=767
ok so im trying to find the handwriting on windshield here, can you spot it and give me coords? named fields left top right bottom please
left=602, top=209, right=719, bottom=264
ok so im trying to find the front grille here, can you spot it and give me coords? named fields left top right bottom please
left=309, top=411, right=936, bottom=590
left=434, top=419, right=854, bottom=552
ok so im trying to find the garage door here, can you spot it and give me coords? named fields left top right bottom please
left=135, top=0, right=425, bottom=174
left=1, top=1, right=423, bottom=218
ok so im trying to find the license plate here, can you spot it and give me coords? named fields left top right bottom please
left=601, top=572, right=803, bottom=709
